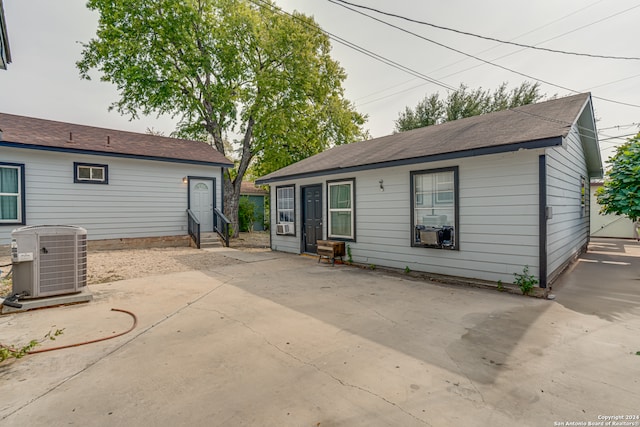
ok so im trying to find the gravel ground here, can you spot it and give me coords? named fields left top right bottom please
left=0, top=232, right=270, bottom=296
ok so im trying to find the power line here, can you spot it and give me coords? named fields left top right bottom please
left=355, top=0, right=606, bottom=106
left=584, top=73, right=640, bottom=91
left=598, top=132, right=638, bottom=141
left=248, top=0, right=457, bottom=92
left=330, top=0, right=640, bottom=61
left=598, top=123, right=640, bottom=131
left=357, top=81, right=434, bottom=107
left=327, top=0, right=640, bottom=109
left=422, top=0, right=608, bottom=78
left=432, top=3, right=640, bottom=89
left=251, top=0, right=631, bottom=144
left=528, top=4, right=640, bottom=52
left=381, top=1, right=633, bottom=102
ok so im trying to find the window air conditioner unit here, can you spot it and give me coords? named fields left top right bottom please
left=276, top=223, right=293, bottom=235
left=419, top=228, right=440, bottom=246
left=11, top=225, right=88, bottom=299
left=416, top=225, right=455, bottom=248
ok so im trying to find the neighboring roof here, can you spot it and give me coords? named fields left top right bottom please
left=0, top=0, right=10, bottom=70
left=0, top=113, right=233, bottom=167
left=257, top=93, right=602, bottom=184
left=240, top=181, right=268, bottom=196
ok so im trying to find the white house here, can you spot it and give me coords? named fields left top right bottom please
left=256, top=93, right=602, bottom=289
left=0, top=113, right=233, bottom=248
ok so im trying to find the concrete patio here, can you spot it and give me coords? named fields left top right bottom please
left=1, top=239, right=639, bottom=426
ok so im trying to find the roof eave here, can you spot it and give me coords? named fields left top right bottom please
left=574, top=96, right=603, bottom=179
left=256, top=136, right=562, bottom=184
left=0, top=140, right=234, bottom=168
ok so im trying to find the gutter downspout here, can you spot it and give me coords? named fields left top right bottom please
left=539, top=155, right=547, bottom=289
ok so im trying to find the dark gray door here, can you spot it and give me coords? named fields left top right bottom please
left=302, top=185, right=322, bottom=253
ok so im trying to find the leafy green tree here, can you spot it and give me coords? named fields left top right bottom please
left=77, top=0, right=367, bottom=236
left=395, top=82, right=544, bottom=132
left=596, top=133, right=640, bottom=221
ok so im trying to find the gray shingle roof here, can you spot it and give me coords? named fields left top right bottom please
left=0, top=112, right=233, bottom=167
left=257, top=93, right=594, bottom=183
left=240, top=181, right=268, bottom=195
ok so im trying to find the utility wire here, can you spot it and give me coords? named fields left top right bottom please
left=434, top=3, right=640, bottom=89
left=423, top=0, right=608, bottom=79
left=252, top=0, right=628, bottom=145
left=370, top=0, right=630, bottom=104
left=598, top=132, right=638, bottom=141
left=328, top=0, right=640, bottom=109
left=331, top=0, right=640, bottom=61
left=438, top=3, right=640, bottom=83
left=248, top=0, right=457, bottom=92
left=356, top=0, right=606, bottom=106
left=584, top=73, right=640, bottom=91
left=598, top=123, right=639, bottom=131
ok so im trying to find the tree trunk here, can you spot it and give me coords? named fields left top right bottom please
left=224, top=171, right=241, bottom=238
left=224, top=172, right=240, bottom=241
left=224, top=115, right=255, bottom=238
left=201, top=108, right=246, bottom=239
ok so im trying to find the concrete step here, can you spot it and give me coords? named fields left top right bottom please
left=199, top=232, right=222, bottom=248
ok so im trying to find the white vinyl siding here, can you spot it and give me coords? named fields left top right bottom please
left=267, top=150, right=542, bottom=284
left=0, top=148, right=223, bottom=245
left=545, top=124, right=590, bottom=279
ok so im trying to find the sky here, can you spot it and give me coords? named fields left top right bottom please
left=1, top=0, right=639, bottom=162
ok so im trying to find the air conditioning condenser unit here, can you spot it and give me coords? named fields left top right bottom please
left=11, top=225, right=88, bottom=299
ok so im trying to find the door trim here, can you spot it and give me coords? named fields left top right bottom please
left=187, top=176, right=216, bottom=232
left=301, top=184, right=323, bottom=254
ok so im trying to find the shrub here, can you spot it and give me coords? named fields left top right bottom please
left=513, top=266, right=538, bottom=295
left=238, top=197, right=257, bottom=232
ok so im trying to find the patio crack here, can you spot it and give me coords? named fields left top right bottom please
left=212, top=309, right=431, bottom=426
left=350, top=298, right=399, bottom=326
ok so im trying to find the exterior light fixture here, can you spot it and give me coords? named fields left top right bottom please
left=379, top=179, right=384, bottom=192
left=182, top=177, right=188, bottom=184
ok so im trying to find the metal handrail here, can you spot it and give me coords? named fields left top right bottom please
left=187, top=209, right=201, bottom=249
left=214, top=207, right=230, bottom=247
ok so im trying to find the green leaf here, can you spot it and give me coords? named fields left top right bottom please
left=395, top=81, right=545, bottom=132
left=597, top=134, right=640, bottom=220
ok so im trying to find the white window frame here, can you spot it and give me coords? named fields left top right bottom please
left=276, top=186, right=295, bottom=235
left=0, top=163, right=24, bottom=224
left=74, top=162, right=108, bottom=184
left=327, top=179, right=355, bottom=240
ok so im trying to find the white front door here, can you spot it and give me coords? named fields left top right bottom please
left=190, top=179, right=214, bottom=232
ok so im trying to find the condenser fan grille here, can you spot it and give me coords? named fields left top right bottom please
left=39, top=235, right=78, bottom=294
